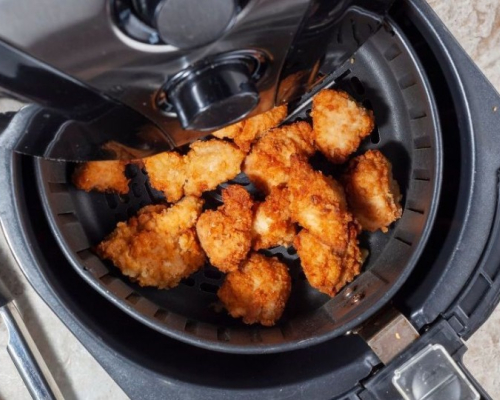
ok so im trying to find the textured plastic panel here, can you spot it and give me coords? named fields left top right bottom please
left=35, top=21, right=441, bottom=353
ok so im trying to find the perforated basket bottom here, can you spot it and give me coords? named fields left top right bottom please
left=36, top=22, right=440, bottom=353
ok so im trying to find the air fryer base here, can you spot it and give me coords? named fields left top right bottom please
left=1, top=0, right=500, bottom=398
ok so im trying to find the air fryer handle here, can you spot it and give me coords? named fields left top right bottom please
left=0, top=302, right=63, bottom=400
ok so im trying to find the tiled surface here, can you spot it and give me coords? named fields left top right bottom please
left=0, top=1, right=499, bottom=399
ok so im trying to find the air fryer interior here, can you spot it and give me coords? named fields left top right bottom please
left=35, top=20, right=441, bottom=354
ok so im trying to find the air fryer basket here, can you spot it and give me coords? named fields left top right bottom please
left=35, top=21, right=441, bottom=354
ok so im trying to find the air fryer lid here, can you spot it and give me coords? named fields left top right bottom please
left=35, top=18, right=441, bottom=354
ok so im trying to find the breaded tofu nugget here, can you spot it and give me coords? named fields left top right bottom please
left=288, top=156, right=352, bottom=253
left=196, top=185, right=254, bottom=273
left=243, top=121, right=314, bottom=193
left=311, top=89, right=374, bottom=164
left=343, top=150, right=402, bottom=232
left=143, top=152, right=186, bottom=203
left=218, top=253, right=291, bottom=326
left=73, top=161, right=130, bottom=194
left=294, top=224, right=362, bottom=296
left=252, top=186, right=296, bottom=250
left=184, top=140, right=246, bottom=197
left=97, top=196, right=205, bottom=289
left=212, top=105, right=288, bottom=152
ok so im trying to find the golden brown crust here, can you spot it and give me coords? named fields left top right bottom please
left=242, top=121, right=314, bottom=194
left=288, top=156, right=352, bottom=253
left=196, top=185, right=254, bottom=273
left=217, top=253, right=291, bottom=326
left=294, top=224, right=362, bottom=297
left=212, top=105, right=288, bottom=152
left=343, top=150, right=403, bottom=232
left=97, top=197, right=205, bottom=289
left=252, top=186, right=296, bottom=250
left=311, top=89, right=374, bottom=164
left=72, top=161, right=130, bottom=194
left=184, top=140, right=246, bottom=197
left=143, top=152, right=186, bottom=203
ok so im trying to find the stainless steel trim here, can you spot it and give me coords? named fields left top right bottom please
left=0, top=302, right=63, bottom=400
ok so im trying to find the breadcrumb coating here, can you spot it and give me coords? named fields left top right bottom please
left=288, top=156, right=352, bottom=254
left=184, top=140, right=245, bottom=197
left=97, top=196, right=205, bottom=289
left=73, top=161, right=130, bottom=194
left=252, top=186, right=296, bottom=250
left=311, top=89, right=374, bottom=164
left=212, top=105, right=288, bottom=152
left=243, top=121, right=314, bottom=193
left=218, top=253, right=291, bottom=326
left=196, top=185, right=254, bottom=273
left=343, top=150, right=402, bottom=232
left=143, top=152, right=186, bottom=203
left=294, top=224, right=362, bottom=297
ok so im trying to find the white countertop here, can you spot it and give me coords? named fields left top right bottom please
left=1, top=1, right=499, bottom=399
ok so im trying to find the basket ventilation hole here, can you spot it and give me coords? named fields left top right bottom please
left=118, top=194, right=130, bottom=204
left=336, top=69, right=351, bottom=82
left=99, top=273, right=115, bottom=285
left=48, top=182, right=68, bottom=194
left=125, top=292, right=141, bottom=305
left=200, top=283, right=219, bottom=294
left=181, top=277, right=196, bottom=287
left=409, top=109, right=427, bottom=120
left=203, top=269, right=222, bottom=280
left=399, top=73, right=417, bottom=90
left=251, top=329, right=262, bottom=343
left=126, top=164, right=139, bottom=178
left=413, top=169, right=431, bottom=182
left=350, top=76, right=365, bottom=95
left=185, top=320, right=197, bottom=334
left=154, top=309, right=169, bottom=321
left=384, top=44, right=402, bottom=61
left=414, top=136, right=431, bottom=149
left=105, top=194, right=118, bottom=209
left=395, top=237, right=412, bottom=246
left=370, top=126, right=380, bottom=144
left=217, top=328, right=231, bottom=342
left=131, top=182, right=142, bottom=198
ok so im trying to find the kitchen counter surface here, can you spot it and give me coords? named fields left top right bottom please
left=1, top=1, right=499, bottom=399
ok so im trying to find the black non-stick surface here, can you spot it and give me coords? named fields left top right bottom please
left=35, top=22, right=441, bottom=353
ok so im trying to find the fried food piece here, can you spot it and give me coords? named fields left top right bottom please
left=73, top=161, right=130, bottom=194
left=288, top=156, right=352, bottom=253
left=311, top=89, right=374, bottom=164
left=252, top=186, right=296, bottom=250
left=243, top=121, right=314, bottom=193
left=143, top=152, right=186, bottom=203
left=212, top=105, right=288, bottom=152
left=294, top=225, right=362, bottom=297
left=196, top=185, right=253, bottom=273
left=218, top=253, right=291, bottom=326
left=97, top=196, right=205, bottom=289
left=184, top=140, right=246, bottom=197
left=343, top=149, right=402, bottom=232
